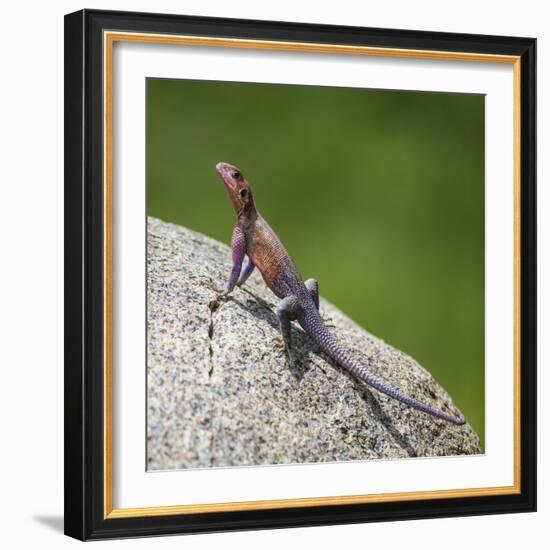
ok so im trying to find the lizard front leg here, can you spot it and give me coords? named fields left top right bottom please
left=275, top=296, right=301, bottom=356
left=219, top=225, right=246, bottom=296
left=237, top=257, right=255, bottom=287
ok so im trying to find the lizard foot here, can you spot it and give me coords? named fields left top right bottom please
left=206, top=279, right=232, bottom=302
left=272, top=336, right=286, bottom=351
left=272, top=337, right=293, bottom=363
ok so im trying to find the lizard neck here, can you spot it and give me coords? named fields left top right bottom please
left=237, top=205, right=259, bottom=229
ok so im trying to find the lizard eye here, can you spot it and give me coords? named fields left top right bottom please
left=232, top=171, right=242, bottom=180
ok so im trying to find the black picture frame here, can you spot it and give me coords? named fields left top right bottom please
left=64, top=8, right=536, bottom=541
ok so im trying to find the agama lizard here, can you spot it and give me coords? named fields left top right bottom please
left=215, top=161, right=465, bottom=425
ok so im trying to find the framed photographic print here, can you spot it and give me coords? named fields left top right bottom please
left=64, top=9, right=536, bottom=541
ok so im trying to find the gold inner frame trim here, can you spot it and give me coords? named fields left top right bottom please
left=103, top=30, right=522, bottom=520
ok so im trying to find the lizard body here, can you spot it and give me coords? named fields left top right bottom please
left=215, top=161, right=465, bottom=425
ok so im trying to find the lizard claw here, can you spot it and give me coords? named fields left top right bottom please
left=207, top=279, right=221, bottom=293
left=207, top=279, right=231, bottom=300
left=206, top=281, right=231, bottom=313
left=272, top=336, right=285, bottom=351
left=272, top=337, right=293, bottom=364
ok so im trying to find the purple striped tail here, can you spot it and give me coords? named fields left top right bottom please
left=299, top=307, right=465, bottom=425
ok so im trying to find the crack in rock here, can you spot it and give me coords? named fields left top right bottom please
left=207, top=298, right=220, bottom=378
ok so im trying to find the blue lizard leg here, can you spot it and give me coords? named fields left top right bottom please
left=275, top=296, right=300, bottom=351
left=237, top=257, right=255, bottom=286
left=304, top=278, right=319, bottom=310
left=220, top=225, right=246, bottom=296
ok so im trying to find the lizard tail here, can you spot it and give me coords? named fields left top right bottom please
left=299, top=309, right=466, bottom=425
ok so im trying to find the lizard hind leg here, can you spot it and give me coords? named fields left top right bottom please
left=304, top=278, right=319, bottom=310
left=275, top=296, right=301, bottom=353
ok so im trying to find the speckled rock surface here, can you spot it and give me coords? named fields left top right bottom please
left=147, top=216, right=481, bottom=470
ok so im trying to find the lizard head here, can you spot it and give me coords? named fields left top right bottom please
left=216, top=162, right=255, bottom=217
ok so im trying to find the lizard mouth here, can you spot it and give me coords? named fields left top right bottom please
left=216, top=161, right=239, bottom=191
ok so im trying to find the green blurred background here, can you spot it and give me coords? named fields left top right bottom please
left=147, top=78, right=485, bottom=447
